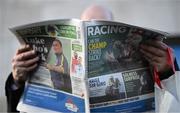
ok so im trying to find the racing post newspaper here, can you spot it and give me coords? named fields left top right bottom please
left=10, top=19, right=166, bottom=113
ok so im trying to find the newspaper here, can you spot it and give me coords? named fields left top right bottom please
left=10, top=19, right=166, bottom=113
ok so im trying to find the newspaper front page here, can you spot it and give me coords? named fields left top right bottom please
left=10, top=19, right=166, bottom=113
left=84, top=20, right=165, bottom=112
left=11, top=19, right=89, bottom=113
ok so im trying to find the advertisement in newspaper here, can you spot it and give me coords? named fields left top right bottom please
left=85, top=21, right=163, bottom=112
left=11, top=19, right=88, bottom=113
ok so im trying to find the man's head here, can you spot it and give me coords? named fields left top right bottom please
left=81, top=5, right=113, bottom=21
left=52, top=39, right=62, bottom=54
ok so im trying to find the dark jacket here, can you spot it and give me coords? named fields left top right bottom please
left=5, top=73, right=24, bottom=112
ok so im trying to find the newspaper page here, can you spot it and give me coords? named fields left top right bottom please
left=10, top=19, right=89, bottom=113
left=83, top=20, right=165, bottom=112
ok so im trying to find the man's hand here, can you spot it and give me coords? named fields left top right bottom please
left=140, top=40, right=174, bottom=74
left=12, top=45, right=39, bottom=87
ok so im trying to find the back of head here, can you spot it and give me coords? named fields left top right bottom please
left=81, top=5, right=113, bottom=21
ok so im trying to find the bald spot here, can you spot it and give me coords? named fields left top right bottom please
left=81, top=5, right=113, bottom=21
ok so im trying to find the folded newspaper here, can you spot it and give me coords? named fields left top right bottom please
left=10, top=19, right=167, bottom=113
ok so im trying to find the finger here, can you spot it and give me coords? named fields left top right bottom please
left=151, top=61, right=160, bottom=67
left=143, top=55, right=167, bottom=73
left=143, top=40, right=168, bottom=51
left=13, top=74, right=27, bottom=82
left=143, top=54, right=154, bottom=64
left=12, top=63, right=38, bottom=83
left=26, top=63, right=38, bottom=71
left=140, top=49, right=161, bottom=63
left=140, top=44, right=166, bottom=57
left=16, top=45, right=32, bottom=55
left=143, top=54, right=161, bottom=68
left=13, top=67, right=28, bottom=82
left=14, top=69, right=28, bottom=82
left=18, top=63, right=38, bottom=73
left=14, top=56, right=39, bottom=67
left=15, top=50, right=37, bottom=61
left=143, top=54, right=150, bottom=62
